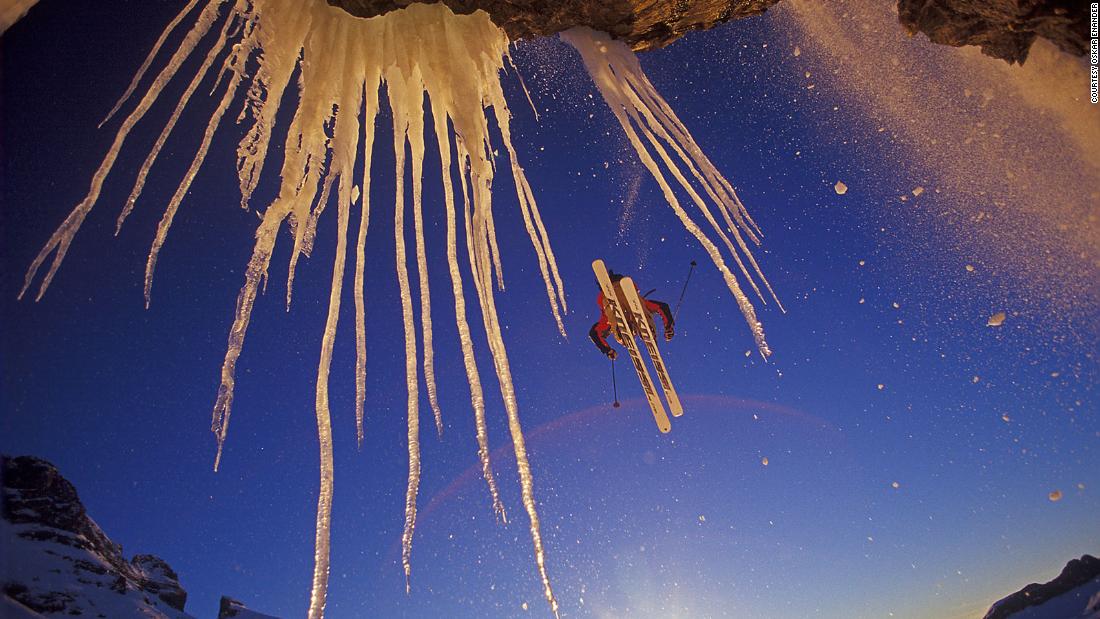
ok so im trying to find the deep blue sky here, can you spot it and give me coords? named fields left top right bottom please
left=2, top=2, right=1097, bottom=619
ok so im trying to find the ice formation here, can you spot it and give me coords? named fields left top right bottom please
left=563, top=28, right=780, bottom=357
left=19, top=0, right=775, bottom=616
left=0, top=0, right=39, bottom=34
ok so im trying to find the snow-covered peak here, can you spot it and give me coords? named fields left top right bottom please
left=1, top=455, right=193, bottom=618
left=983, top=555, right=1100, bottom=619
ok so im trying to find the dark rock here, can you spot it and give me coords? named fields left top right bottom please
left=983, top=554, right=1100, bottom=619
left=897, top=0, right=1089, bottom=64
left=329, top=0, right=1088, bottom=64
left=327, top=0, right=781, bottom=51
left=133, top=555, right=188, bottom=611
left=219, top=595, right=282, bottom=619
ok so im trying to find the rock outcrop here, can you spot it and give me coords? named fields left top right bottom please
left=897, top=0, right=1090, bottom=64
left=328, top=0, right=1088, bottom=64
left=1, top=455, right=193, bottom=618
left=328, top=0, right=780, bottom=51
left=983, top=554, right=1100, bottom=619
left=219, top=596, right=282, bottom=619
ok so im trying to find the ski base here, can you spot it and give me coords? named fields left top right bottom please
left=593, top=260, right=671, bottom=433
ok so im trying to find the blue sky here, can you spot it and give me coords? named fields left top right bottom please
left=2, top=1, right=1097, bottom=618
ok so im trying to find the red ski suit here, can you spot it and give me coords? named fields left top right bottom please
left=589, top=283, right=674, bottom=356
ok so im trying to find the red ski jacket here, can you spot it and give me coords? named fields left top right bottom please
left=589, top=284, right=673, bottom=355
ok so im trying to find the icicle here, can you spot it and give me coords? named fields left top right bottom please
left=393, top=121, right=421, bottom=594
left=145, top=8, right=258, bottom=305
left=354, top=63, right=382, bottom=449
left=391, top=70, right=445, bottom=438
left=285, top=12, right=350, bottom=309
left=236, top=2, right=315, bottom=210
left=29, top=3, right=574, bottom=615
left=19, top=0, right=227, bottom=303
left=563, top=27, right=776, bottom=356
left=212, top=2, right=347, bottom=469
left=430, top=98, right=506, bottom=521
left=0, top=0, right=40, bottom=35
left=307, top=22, right=365, bottom=616
left=462, top=184, right=560, bottom=618
left=119, top=8, right=238, bottom=236
left=99, top=0, right=205, bottom=128
left=487, top=99, right=568, bottom=335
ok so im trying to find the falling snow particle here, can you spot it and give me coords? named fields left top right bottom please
left=877, top=384, right=885, bottom=390
left=1049, top=490, right=1063, bottom=502
left=834, top=180, right=848, bottom=195
left=965, top=264, right=975, bottom=272
left=891, top=481, right=900, bottom=489
left=911, top=186, right=924, bottom=197
left=761, top=457, right=769, bottom=466
left=987, top=312, right=1006, bottom=327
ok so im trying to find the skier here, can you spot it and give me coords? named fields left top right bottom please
left=589, top=269, right=675, bottom=360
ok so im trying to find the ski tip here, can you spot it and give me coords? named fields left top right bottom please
left=658, top=422, right=671, bottom=434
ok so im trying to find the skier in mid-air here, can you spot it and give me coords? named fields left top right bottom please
left=589, top=268, right=675, bottom=360
left=590, top=261, right=681, bottom=431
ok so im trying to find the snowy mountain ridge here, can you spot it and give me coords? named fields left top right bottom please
left=1, top=455, right=278, bottom=619
left=983, top=555, right=1100, bottom=619
left=2, top=454, right=194, bottom=617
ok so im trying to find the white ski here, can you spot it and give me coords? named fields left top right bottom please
left=592, top=260, right=671, bottom=433
left=621, top=277, right=683, bottom=417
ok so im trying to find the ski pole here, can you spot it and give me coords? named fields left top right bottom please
left=611, top=357, right=621, bottom=408
left=673, top=260, right=697, bottom=320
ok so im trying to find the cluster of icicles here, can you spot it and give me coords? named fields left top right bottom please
left=18, top=0, right=777, bottom=616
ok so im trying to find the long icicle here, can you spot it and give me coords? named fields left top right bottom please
left=393, top=111, right=421, bottom=595
left=405, top=87, right=445, bottom=438
left=145, top=8, right=257, bottom=305
left=354, top=72, right=381, bottom=449
left=118, top=5, right=238, bottom=234
left=98, top=0, right=204, bottom=128
left=459, top=143, right=559, bottom=618
left=431, top=101, right=506, bottom=522
left=307, top=170, right=346, bottom=619
left=618, top=65, right=782, bottom=309
left=19, top=0, right=227, bottom=302
left=487, top=100, right=567, bottom=335
left=213, top=3, right=329, bottom=470
left=563, top=27, right=773, bottom=356
left=308, top=22, right=365, bottom=616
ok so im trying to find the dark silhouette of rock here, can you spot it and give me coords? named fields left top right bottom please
left=328, top=0, right=780, bottom=51
left=983, top=554, right=1100, bottom=619
left=889, top=0, right=1085, bottom=64
left=2, top=455, right=192, bottom=617
left=219, top=595, right=282, bottom=619
left=328, top=0, right=1088, bottom=64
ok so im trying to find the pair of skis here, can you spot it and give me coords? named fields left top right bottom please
left=593, top=259, right=683, bottom=433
